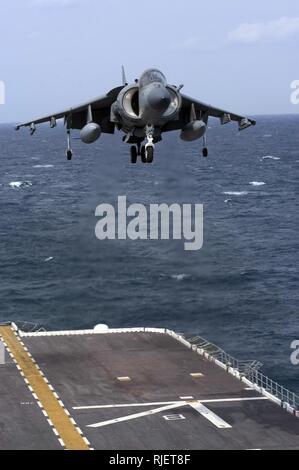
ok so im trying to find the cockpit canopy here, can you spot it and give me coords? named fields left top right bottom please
left=139, top=69, right=167, bottom=88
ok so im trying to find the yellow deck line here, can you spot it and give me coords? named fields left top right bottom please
left=0, top=326, right=90, bottom=451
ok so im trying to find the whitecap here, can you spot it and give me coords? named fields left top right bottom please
left=9, top=181, right=32, bottom=189
left=262, top=156, right=280, bottom=161
left=171, top=274, right=190, bottom=282
left=249, top=182, right=266, bottom=187
left=44, top=257, right=54, bottom=263
left=223, top=191, right=248, bottom=196
left=263, top=134, right=272, bottom=138
left=34, top=164, right=54, bottom=169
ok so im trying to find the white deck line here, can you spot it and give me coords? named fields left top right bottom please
left=189, top=401, right=232, bottom=429
left=74, top=401, right=182, bottom=410
left=87, top=403, right=184, bottom=429
left=19, top=328, right=166, bottom=338
left=73, top=397, right=268, bottom=411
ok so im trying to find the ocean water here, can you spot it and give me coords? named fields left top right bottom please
left=0, top=115, right=298, bottom=393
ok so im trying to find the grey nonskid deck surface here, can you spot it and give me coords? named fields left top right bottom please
left=0, top=351, right=61, bottom=450
left=1, top=331, right=299, bottom=450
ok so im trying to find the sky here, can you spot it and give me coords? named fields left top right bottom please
left=0, top=0, right=299, bottom=122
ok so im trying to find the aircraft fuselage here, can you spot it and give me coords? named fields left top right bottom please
left=111, top=69, right=182, bottom=140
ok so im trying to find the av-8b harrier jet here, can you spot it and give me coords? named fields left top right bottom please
left=16, top=68, right=256, bottom=163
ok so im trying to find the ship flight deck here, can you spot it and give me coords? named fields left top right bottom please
left=0, top=324, right=298, bottom=450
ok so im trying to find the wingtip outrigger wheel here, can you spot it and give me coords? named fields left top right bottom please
left=66, top=129, right=73, bottom=161
left=202, top=134, right=208, bottom=157
left=66, top=149, right=73, bottom=161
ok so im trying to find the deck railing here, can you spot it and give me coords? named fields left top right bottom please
left=186, top=335, right=299, bottom=411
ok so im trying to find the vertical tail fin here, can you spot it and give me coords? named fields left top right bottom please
left=122, top=65, right=128, bottom=86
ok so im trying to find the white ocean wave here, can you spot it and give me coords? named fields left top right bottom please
left=34, top=164, right=54, bottom=169
left=263, top=134, right=272, bottom=138
left=262, top=156, right=280, bottom=161
left=9, top=181, right=32, bottom=189
left=249, top=182, right=266, bottom=187
left=223, top=191, right=249, bottom=196
left=171, top=274, right=190, bottom=282
left=44, top=257, right=54, bottom=263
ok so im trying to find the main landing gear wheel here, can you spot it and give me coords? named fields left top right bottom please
left=141, top=146, right=146, bottom=163
left=202, top=147, right=208, bottom=158
left=145, top=145, right=154, bottom=164
left=130, top=146, right=138, bottom=164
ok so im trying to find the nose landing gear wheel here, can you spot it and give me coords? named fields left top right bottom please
left=130, top=146, right=138, bottom=164
left=145, top=145, right=154, bottom=164
left=202, top=147, right=208, bottom=158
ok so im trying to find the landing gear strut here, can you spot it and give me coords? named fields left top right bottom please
left=66, top=129, right=73, bottom=161
left=145, top=125, right=155, bottom=164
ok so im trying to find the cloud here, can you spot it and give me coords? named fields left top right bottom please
left=228, top=17, right=299, bottom=44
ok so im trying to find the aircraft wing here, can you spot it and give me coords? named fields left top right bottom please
left=181, top=94, right=256, bottom=129
left=16, top=86, right=124, bottom=133
left=162, top=94, right=256, bottom=133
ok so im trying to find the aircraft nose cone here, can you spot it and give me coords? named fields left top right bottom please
left=148, top=87, right=171, bottom=113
